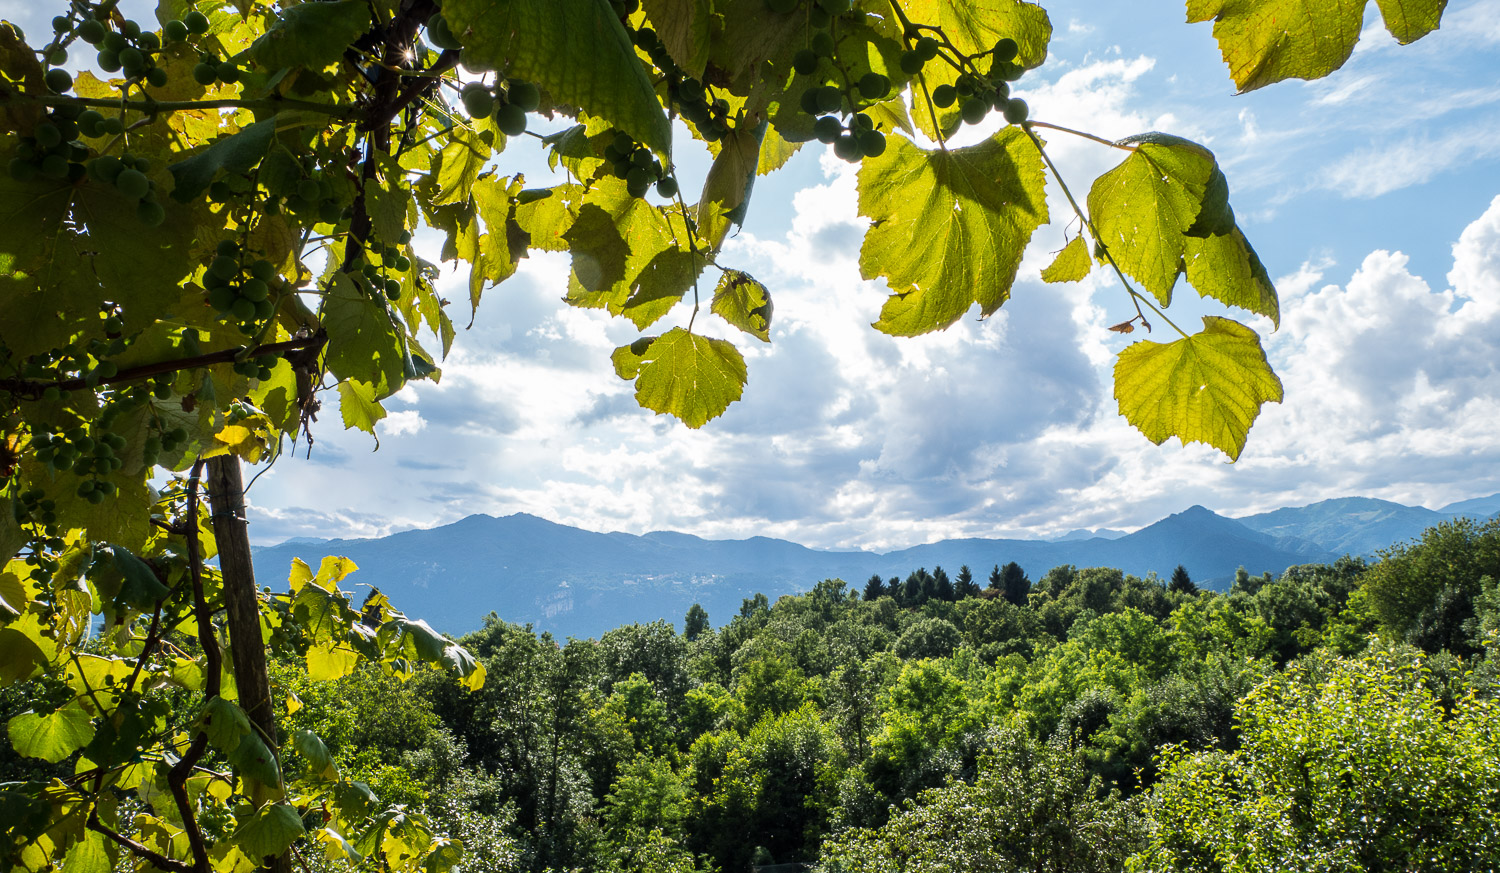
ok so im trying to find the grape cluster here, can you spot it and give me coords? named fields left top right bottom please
left=31, top=425, right=125, bottom=502
left=12, top=489, right=58, bottom=529
left=603, top=132, right=677, bottom=199
left=261, top=158, right=348, bottom=223
left=9, top=109, right=93, bottom=184
left=459, top=79, right=538, bottom=137
left=204, top=241, right=281, bottom=333
left=347, top=231, right=413, bottom=302
left=68, top=8, right=204, bottom=88
left=670, top=75, right=733, bottom=143
left=917, top=36, right=1030, bottom=127
left=87, top=152, right=167, bottom=226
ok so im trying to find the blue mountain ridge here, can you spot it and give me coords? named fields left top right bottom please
left=247, top=492, right=1497, bottom=639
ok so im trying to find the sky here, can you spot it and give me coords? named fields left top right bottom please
left=7, top=0, right=1498, bottom=549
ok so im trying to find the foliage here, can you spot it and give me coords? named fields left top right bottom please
left=1361, top=517, right=1500, bottom=656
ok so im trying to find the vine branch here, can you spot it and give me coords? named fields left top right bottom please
left=5, top=92, right=363, bottom=120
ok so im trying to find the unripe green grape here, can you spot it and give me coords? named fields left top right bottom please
left=915, top=36, right=940, bottom=61
left=217, top=239, right=240, bottom=258
left=146, top=67, right=168, bottom=88
left=611, top=159, right=632, bottom=179
left=813, top=115, right=841, bottom=144
left=631, top=147, right=654, bottom=169
left=857, top=129, right=886, bottom=157
left=833, top=133, right=861, bottom=162
left=851, top=112, right=873, bottom=131
left=294, top=178, right=319, bottom=202
left=241, top=278, right=269, bottom=302
left=792, top=48, right=818, bottom=76
left=256, top=365, right=273, bottom=380
left=990, top=81, right=1010, bottom=108
left=857, top=72, right=890, bottom=99
left=899, top=50, right=923, bottom=74
left=931, top=83, right=957, bottom=108
left=164, top=19, right=188, bottom=42
left=960, top=96, right=989, bottom=124
left=120, top=19, right=141, bottom=38
left=494, top=102, right=527, bottom=136
left=138, top=31, right=159, bottom=51
left=427, top=14, right=460, bottom=50
left=40, top=153, right=69, bottom=179
left=97, top=49, right=122, bottom=72
left=632, top=27, right=658, bottom=50
left=398, top=229, right=412, bottom=245
left=208, top=285, right=236, bottom=311
left=678, top=77, right=705, bottom=102
left=249, top=259, right=276, bottom=281
left=217, top=63, right=239, bottom=84
left=253, top=299, right=274, bottom=319
left=507, top=80, right=541, bottom=112
left=115, top=168, right=149, bottom=199
left=103, top=31, right=126, bottom=52
left=993, top=37, right=1018, bottom=62
left=52, top=15, right=69, bottom=31
left=318, top=200, right=342, bottom=223
left=193, top=62, right=217, bottom=85
left=655, top=176, right=678, bottom=198
left=384, top=278, right=401, bottom=296
left=102, top=116, right=124, bottom=135
left=1002, top=97, right=1028, bottom=124
left=956, top=74, right=977, bottom=97
left=89, top=155, right=122, bottom=183
left=612, top=131, right=635, bottom=154
left=393, top=255, right=411, bottom=271
left=77, top=109, right=105, bottom=137
left=209, top=254, right=239, bottom=279
left=77, top=19, right=106, bottom=44
left=34, top=122, right=61, bottom=148
left=808, top=6, right=830, bottom=26
left=765, top=0, right=797, bottom=12
left=461, top=84, right=494, bottom=118
left=811, top=31, right=834, bottom=58
left=230, top=298, right=256, bottom=321
left=184, top=10, right=210, bottom=34
left=815, top=84, right=841, bottom=114
left=103, top=315, right=124, bottom=334
left=47, top=47, right=68, bottom=65
left=55, top=117, right=79, bottom=141
left=799, top=87, right=822, bottom=115
left=701, top=121, right=724, bottom=143
left=118, top=47, right=144, bottom=72
left=87, top=489, right=107, bottom=504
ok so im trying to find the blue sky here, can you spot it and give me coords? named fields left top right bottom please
left=7, top=0, right=1496, bottom=548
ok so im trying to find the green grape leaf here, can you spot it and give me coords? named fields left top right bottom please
left=711, top=270, right=773, bottom=342
left=0, top=568, right=26, bottom=619
left=444, top=0, right=671, bottom=155
left=290, top=728, right=339, bottom=782
left=1087, top=135, right=1219, bottom=307
left=565, top=179, right=703, bottom=329
left=1185, top=225, right=1280, bottom=326
left=1186, top=0, right=1443, bottom=92
left=251, top=0, right=371, bottom=70
left=611, top=327, right=746, bottom=428
left=430, top=127, right=493, bottom=207
left=229, top=728, right=283, bottom=789
left=422, top=837, right=464, bottom=873
left=642, top=0, right=712, bottom=77
left=167, top=117, right=277, bottom=203
left=233, top=803, right=306, bottom=860
left=196, top=698, right=252, bottom=752
left=1113, top=316, right=1283, bottom=461
left=313, top=827, right=364, bottom=864
left=706, top=0, right=808, bottom=95
left=103, top=543, right=170, bottom=610
left=61, top=831, right=112, bottom=873
left=0, top=613, right=53, bottom=685
left=0, top=499, right=22, bottom=571
left=8, top=700, right=95, bottom=763
left=858, top=128, right=1047, bottom=336
left=1041, top=235, right=1092, bottom=283
left=323, top=273, right=407, bottom=397
left=338, top=380, right=387, bottom=435
left=698, top=119, right=766, bottom=249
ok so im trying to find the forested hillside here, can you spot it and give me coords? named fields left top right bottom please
left=11, top=517, right=1494, bottom=872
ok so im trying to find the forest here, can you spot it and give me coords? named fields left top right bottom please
left=9, top=516, right=1496, bottom=872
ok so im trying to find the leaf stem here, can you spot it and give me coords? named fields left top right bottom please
left=1023, top=124, right=1188, bottom=339
left=1026, top=120, right=1137, bottom=151
left=6, top=92, right=363, bottom=120
left=0, top=334, right=326, bottom=397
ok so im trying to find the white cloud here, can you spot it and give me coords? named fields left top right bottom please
left=379, top=411, right=427, bottom=437
left=1317, top=120, right=1500, bottom=198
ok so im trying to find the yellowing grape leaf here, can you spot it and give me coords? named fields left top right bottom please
left=60, top=831, right=111, bottom=873
left=611, top=328, right=747, bottom=428
left=1041, top=235, right=1092, bottom=283
left=858, top=128, right=1047, bottom=336
left=1087, top=135, right=1219, bottom=307
left=711, top=271, right=773, bottom=342
left=337, top=380, right=387, bottom=435
left=1113, top=316, right=1283, bottom=461
left=1185, top=225, right=1280, bottom=326
left=1186, top=0, right=1445, bottom=92
left=306, top=642, right=360, bottom=681
left=444, top=0, right=671, bottom=155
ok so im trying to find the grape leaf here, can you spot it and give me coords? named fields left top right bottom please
left=698, top=119, right=766, bottom=249
left=444, top=0, right=671, bottom=155
left=291, top=728, right=339, bottom=782
left=167, top=117, right=277, bottom=203
left=0, top=613, right=53, bottom=685
left=1087, top=135, right=1219, bottom=307
left=251, top=0, right=371, bottom=70
left=233, top=803, right=306, bottom=859
left=323, top=273, right=407, bottom=397
left=1113, top=316, right=1283, bottom=460
left=61, top=831, right=111, bottom=873
left=1185, top=225, right=1280, bottom=326
left=711, top=271, right=773, bottom=342
left=858, top=128, right=1047, bottom=336
left=306, top=641, right=360, bottom=681
left=642, top=0, right=712, bottom=78
left=8, top=700, right=94, bottom=763
left=1041, top=235, right=1092, bottom=283
left=1186, top=0, right=1444, bottom=92
left=197, top=698, right=251, bottom=752
left=611, top=328, right=746, bottom=428
left=565, top=179, right=702, bottom=329
left=104, top=543, right=170, bottom=610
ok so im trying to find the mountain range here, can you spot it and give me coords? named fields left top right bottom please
left=250, top=494, right=1499, bottom=640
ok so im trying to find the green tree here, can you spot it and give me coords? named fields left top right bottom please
left=863, top=573, right=887, bottom=601
left=1133, top=647, right=1500, bottom=872
left=954, top=564, right=980, bottom=599
left=1167, top=565, right=1195, bottom=595
left=931, top=565, right=955, bottom=602
left=999, top=561, right=1031, bottom=606
left=1361, top=518, right=1500, bottom=655
left=684, top=603, right=711, bottom=642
